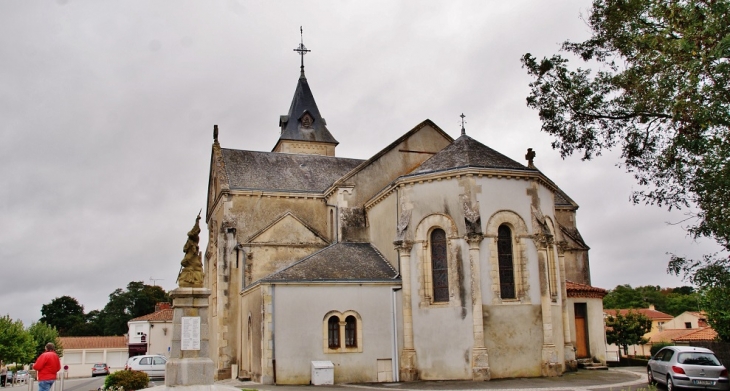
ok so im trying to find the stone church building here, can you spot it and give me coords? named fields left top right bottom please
left=204, top=57, right=607, bottom=384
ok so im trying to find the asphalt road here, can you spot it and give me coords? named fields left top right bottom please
left=215, top=366, right=652, bottom=391
left=2, top=367, right=652, bottom=391
left=3, top=376, right=105, bottom=391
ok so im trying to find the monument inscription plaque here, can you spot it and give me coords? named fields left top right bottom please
left=181, top=316, right=201, bottom=351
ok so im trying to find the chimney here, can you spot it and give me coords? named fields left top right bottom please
left=648, top=304, right=655, bottom=310
left=155, top=302, right=172, bottom=312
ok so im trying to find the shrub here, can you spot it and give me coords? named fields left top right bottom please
left=104, top=370, right=149, bottom=391
left=650, top=342, right=673, bottom=357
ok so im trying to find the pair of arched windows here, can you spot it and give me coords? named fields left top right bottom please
left=327, top=315, right=356, bottom=348
left=429, top=224, right=518, bottom=301
left=324, top=311, right=361, bottom=352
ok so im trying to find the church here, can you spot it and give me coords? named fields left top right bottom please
left=203, top=38, right=608, bottom=384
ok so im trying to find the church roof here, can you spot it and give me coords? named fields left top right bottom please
left=262, top=242, right=399, bottom=282
left=276, top=75, right=338, bottom=147
left=220, top=148, right=363, bottom=193
left=408, top=134, right=533, bottom=176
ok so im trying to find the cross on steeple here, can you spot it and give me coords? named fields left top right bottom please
left=460, top=113, right=467, bottom=136
left=293, top=26, right=311, bottom=78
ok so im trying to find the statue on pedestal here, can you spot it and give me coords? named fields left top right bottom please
left=177, top=212, right=204, bottom=288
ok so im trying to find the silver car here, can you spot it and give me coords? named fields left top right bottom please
left=125, top=355, right=167, bottom=378
left=648, top=346, right=729, bottom=391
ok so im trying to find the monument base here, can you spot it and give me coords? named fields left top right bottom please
left=165, top=357, right=216, bottom=387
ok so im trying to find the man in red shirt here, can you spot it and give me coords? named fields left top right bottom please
left=33, top=343, right=61, bottom=391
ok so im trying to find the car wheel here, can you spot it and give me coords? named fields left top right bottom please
left=667, top=376, right=675, bottom=391
left=647, top=367, right=656, bottom=385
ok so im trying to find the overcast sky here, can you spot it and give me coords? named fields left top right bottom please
left=1, top=1, right=722, bottom=326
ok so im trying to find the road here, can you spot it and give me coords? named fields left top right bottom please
left=0, top=375, right=168, bottom=391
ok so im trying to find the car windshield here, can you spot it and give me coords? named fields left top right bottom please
left=677, top=352, right=721, bottom=366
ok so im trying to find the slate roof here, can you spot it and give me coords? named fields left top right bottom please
left=408, top=134, right=533, bottom=176
left=221, top=149, right=363, bottom=193
left=277, top=75, right=338, bottom=145
left=560, top=225, right=589, bottom=249
left=59, top=336, right=127, bottom=350
left=566, top=280, right=607, bottom=298
left=262, top=242, right=399, bottom=282
left=129, top=308, right=173, bottom=322
left=604, top=308, right=674, bottom=320
left=554, top=190, right=573, bottom=207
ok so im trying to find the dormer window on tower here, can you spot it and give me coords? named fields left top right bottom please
left=301, top=112, right=314, bottom=128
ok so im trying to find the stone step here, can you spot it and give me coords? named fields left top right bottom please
left=581, top=365, right=609, bottom=370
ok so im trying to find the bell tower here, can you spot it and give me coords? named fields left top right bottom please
left=273, top=27, right=338, bottom=156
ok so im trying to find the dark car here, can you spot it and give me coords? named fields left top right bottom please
left=91, top=363, right=109, bottom=377
left=648, top=346, right=729, bottom=391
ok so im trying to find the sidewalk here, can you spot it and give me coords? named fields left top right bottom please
left=215, top=367, right=650, bottom=391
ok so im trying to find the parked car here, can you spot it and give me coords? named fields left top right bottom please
left=125, top=355, right=166, bottom=378
left=91, top=363, right=109, bottom=377
left=648, top=346, right=729, bottom=391
left=15, top=370, right=28, bottom=382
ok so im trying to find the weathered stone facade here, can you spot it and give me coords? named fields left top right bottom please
left=203, top=63, right=607, bottom=384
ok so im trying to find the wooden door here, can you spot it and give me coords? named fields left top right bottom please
left=575, top=316, right=589, bottom=358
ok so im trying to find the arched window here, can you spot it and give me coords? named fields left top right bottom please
left=497, top=224, right=516, bottom=299
left=345, top=315, right=357, bottom=347
left=431, top=228, right=449, bottom=302
left=323, top=311, right=362, bottom=353
left=328, top=316, right=340, bottom=348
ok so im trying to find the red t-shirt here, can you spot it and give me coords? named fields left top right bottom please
left=33, top=351, right=61, bottom=381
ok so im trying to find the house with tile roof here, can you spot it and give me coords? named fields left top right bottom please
left=604, top=306, right=719, bottom=357
left=662, top=311, right=708, bottom=330
left=58, top=336, right=127, bottom=378
left=204, top=40, right=606, bottom=385
left=127, top=302, right=173, bottom=358
left=604, top=305, right=674, bottom=337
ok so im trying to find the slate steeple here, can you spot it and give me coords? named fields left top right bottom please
left=273, top=28, right=338, bottom=156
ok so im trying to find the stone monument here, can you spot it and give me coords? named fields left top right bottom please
left=148, top=213, right=238, bottom=391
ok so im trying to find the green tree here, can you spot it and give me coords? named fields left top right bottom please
left=606, top=311, right=653, bottom=356
left=603, top=284, right=700, bottom=316
left=522, top=0, right=730, bottom=248
left=662, top=287, right=701, bottom=316
left=97, top=282, right=169, bottom=336
left=522, top=0, right=730, bottom=340
left=27, top=322, right=63, bottom=360
left=40, top=296, right=86, bottom=336
left=603, top=285, right=646, bottom=309
left=670, top=256, right=730, bottom=341
left=0, top=315, right=35, bottom=365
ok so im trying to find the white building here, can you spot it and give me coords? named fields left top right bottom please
left=127, top=303, right=173, bottom=357
left=58, top=336, right=128, bottom=378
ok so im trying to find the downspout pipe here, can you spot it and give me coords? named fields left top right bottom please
left=271, top=284, right=276, bottom=384
left=391, top=287, right=402, bottom=382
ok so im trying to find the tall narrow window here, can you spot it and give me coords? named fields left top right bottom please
left=328, top=316, right=340, bottom=348
left=431, top=228, right=449, bottom=302
left=330, top=209, right=335, bottom=241
left=497, top=224, right=516, bottom=299
left=345, top=315, right=357, bottom=347
left=548, top=250, right=558, bottom=299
